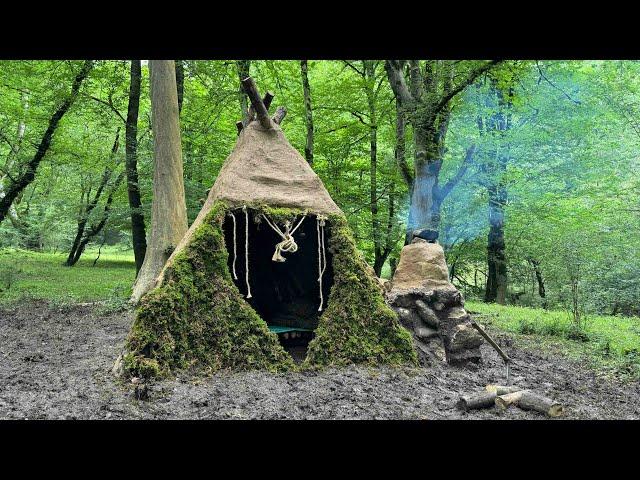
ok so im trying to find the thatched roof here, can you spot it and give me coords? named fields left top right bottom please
left=155, top=113, right=342, bottom=288
left=210, top=121, right=342, bottom=216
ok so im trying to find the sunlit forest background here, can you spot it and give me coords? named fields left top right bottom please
left=1, top=60, right=638, bottom=322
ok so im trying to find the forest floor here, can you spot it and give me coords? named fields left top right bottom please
left=1, top=300, right=639, bottom=420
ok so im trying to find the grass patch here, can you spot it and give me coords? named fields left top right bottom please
left=0, top=247, right=135, bottom=306
left=467, top=301, right=640, bottom=380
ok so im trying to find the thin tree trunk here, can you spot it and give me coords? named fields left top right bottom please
left=394, top=99, right=414, bottom=245
left=131, top=60, right=188, bottom=303
left=362, top=61, right=385, bottom=276
left=485, top=184, right=507, bottom=303
left=0, top=60, right=93, bottom=225
left=528, top=257, right=547, bottom=308
left=300, top=60, right=314, bottom=165
left=483, top=83, right=511, bottom=304
left=175, top=60, right=184, bottom=114
left=236, top=60, right=251, bottom=123
left=67, top=170, right=125, bottom=266
left=125, top=60, right=147, bottom=274
left=66, top=131, right=121, bottom=266
left=527, top=258, right=546, bottom=298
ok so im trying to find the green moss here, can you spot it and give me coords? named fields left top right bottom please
left=123, top=201, right=295, bottom=379
left=123, top=202, right=416, bottom=380
left=303, top=214, right=417, bottom=368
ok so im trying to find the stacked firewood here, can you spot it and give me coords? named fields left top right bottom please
left=457, top=385, right=565, bottom=417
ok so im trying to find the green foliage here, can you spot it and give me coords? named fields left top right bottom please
left=1, top=59, right=639, bottom=375
left=0, top=247, right=134, bottom=305
left=468, top=301, right=640, bottom=380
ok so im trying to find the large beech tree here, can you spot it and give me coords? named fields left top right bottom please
left=384, top=60, right=500, bottom=237
left=131, top=60, right=188, bottom=303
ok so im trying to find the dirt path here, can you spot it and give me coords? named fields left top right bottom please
left=1, top=301, right=638, bottom=420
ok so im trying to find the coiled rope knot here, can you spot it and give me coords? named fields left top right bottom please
left=261, top=213, right=306, bottom=263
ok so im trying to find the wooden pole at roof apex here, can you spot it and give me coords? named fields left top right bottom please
left=237, top=91, right=274, bottom=134
left=241, top=77, right=272, bottom=129
left=273, top=106, right=287, bottom=124
left=246, top=91, right=274, bottom=126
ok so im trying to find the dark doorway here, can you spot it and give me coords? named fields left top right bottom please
left=222, top=209, right=334, bottom=362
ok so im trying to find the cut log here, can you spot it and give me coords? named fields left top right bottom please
left=495, top=390, right=526, bottom=410
left=518, top=391, right=565, bottom=417
left=496, top=390, right=564, bottom=417
left=241, top=77, right=272, bottom=129
left=485, top=385, right=522, bottom=395
left=273, top=106, right=287, bottom=124
left=457, top=391, right=496, bottom=411
left=236, top=121, right=244, bottom=135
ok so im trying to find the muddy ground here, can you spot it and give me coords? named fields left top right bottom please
left=1, top=301, right=638, bottom=420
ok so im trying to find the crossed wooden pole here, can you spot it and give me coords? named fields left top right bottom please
left=236, top=77, right=287, bottom=134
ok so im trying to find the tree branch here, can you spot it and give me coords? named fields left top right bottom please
left=440, top=144, right=476, bottom=200
left=384, top=60, right=414, bottom=106
left=343, top=60, right=365, bottom=77
left=435, top=60, right=502, bottom=113
left=535, top=61, right=581, bottom=105
left=84, top=93, right=126, bottom=124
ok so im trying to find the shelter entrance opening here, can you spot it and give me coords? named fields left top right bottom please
left=222, top=208, right=334, bottom=363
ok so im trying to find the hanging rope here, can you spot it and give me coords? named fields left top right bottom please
left=317, top=215, right=327, bottom=311
left=243, top=206, right=252, bottom=298
left=228, top=212, right=238, bottom=280
left=261, top=213, right=306, bottom=262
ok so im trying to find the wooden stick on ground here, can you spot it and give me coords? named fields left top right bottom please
left=518, top=391, right=565, bottom=417
left=470, top=320, right=510, bottom=364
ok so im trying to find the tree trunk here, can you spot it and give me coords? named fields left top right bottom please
left=483, top=83, right=511, bottom=305
left=175, top=60, right=184, bottom=114
left=125, top=60, right=147, bottom=274
left=300, top=60, right=314, bottom=165
left=485, top=183, right=507, bottom=303
left=236, top=60, right=251, bottom=123
left=384, top=60, right=500, bottom=239
left=528, top=257, right=547, bottom=303
left=67, top=170, right=126, bottom=266
left=131, top=60, right=188, bottom=303
left=66, top=131, right=121, bottom=266
left=408, top=122, right=442, bottom=234
left=0, top=60, right=93, bottom=225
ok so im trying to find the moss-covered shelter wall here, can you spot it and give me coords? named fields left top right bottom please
left=123, top=201, right=416, bottom=379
